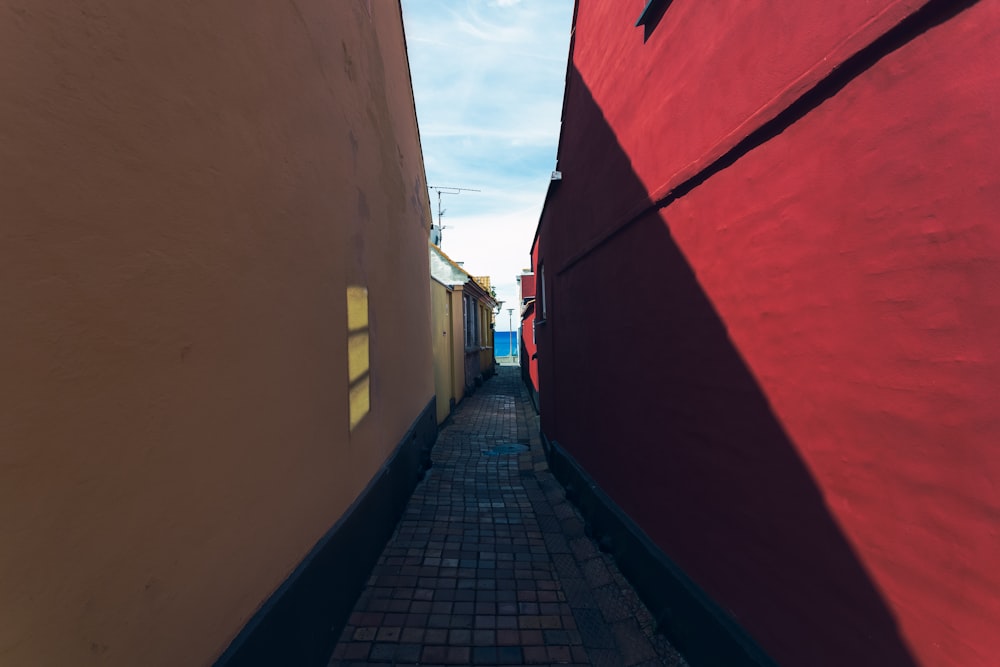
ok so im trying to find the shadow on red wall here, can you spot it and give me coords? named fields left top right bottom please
left=537, top=65, right=918, bottom=667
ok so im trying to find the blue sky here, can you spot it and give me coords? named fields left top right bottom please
left=401, top=0, right=575, bottom=330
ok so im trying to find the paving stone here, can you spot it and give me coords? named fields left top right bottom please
left=589, top=648, right=627, bottom=667
left=421, top=645, right=447, bottom=663
left=581, top=557, right=614, bottom=588
left=537, top=514, right=564, bottom=534
left=569, top=537, right=599, bottom=561
left=473, top=628, right=496, bottom=645
left=544, top=532, right=572, bottom=554
left=562, top=577, right=597, bottom=609
left=424, top=627, right=448, bottom=644
left=327, top=367, right=686, bottom=666
left=611, top=618, right=658, bottom=665
left=548, top=644, right=573, bottom=663
left=523, top=645, right=549, bottom=664
left=395, top=643, right=422, bottom=662
left=472, top=646, right=498, bottom=664
left=562, top=516, right=585, bottom=548
left=445, top=645, right=470, bottom=664
left=448, top=628, right=471, bottom=645
left=399, top=627, right=424, bottom=643
left=552, top=554, right=583, bottom=578
left=340, top=642, right=370, bottom=660
left=574, top=608, right=617, bottom=649
left=352, top=627, right=377, bottom=641
left=593, top=584, right=634, bottom=623
left=496, top=645, right=523, bottom=664
left=367, top=643, right=395, bottom=661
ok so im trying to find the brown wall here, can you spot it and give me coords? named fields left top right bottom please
left=0, top=2, right=433, bottom=666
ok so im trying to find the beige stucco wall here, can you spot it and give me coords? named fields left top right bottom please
left=430, top=280, right=453, bottom=424
left=0, top=2, right=433, bottom=665
left=479, top=302, right=495, bottom=374
left=450, top=286, right=466, bottom=408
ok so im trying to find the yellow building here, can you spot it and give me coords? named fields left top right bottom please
left=429, top=245, right=498, bottom=423
left=471, top=275, right=499, bottom=383
left=0, top=2, right=435, bottom=665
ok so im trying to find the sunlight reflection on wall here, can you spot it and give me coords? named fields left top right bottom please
left=347, top=286, right=370, bottom=430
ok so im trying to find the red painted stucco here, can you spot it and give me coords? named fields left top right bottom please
left=520, top=274, right=536, bottom=303
left=519, top=268, right=539, bottom=391
left=536, top=1, right=999, bottom=666
left=521, top=304, right=538, bottom=391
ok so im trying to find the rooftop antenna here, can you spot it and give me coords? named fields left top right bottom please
left=428, top=186, right=481, bottom=248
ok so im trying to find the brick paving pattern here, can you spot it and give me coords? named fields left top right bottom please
left=328, top=366, right=687, bottom=666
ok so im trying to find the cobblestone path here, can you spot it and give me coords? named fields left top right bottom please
left=328, top=366, right=687, bottom=666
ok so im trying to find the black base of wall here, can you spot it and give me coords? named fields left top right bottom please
left=543, top=435, right=778, bottom=667
left=526, top=385, right=539, bottom=414
left=214, top=399, right=438, bottom=667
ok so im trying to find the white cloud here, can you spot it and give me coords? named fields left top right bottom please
left=435, top=205, right=543, bottom=329
left=401, top=0, right=574, bottom=329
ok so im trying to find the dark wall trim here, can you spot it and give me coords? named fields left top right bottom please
left=543, top=435, right=778, bottom=667
left=214, top=398, right=438, bottom=667
left=527, top=386, right=539, bottom=415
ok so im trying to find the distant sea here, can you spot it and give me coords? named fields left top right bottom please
left=494, top=331, right=519, bottom=357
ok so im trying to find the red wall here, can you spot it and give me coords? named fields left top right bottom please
left=536, top=1, right=1000, bottom=666
left=520, top=274, right=536, bottom=302
left=520, top=267, right=539, bottom=391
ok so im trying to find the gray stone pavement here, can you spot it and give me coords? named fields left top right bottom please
left=328, top=366, right=687, bottom=666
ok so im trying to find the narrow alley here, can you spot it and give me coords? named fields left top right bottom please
left=328, top=366, right=686, bottom=667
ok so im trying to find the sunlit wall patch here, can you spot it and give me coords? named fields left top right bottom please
left=347, top=286, right=370, bottom=430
